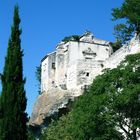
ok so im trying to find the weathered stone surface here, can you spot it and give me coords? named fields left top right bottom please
left=41, top=31, right=112, bottom=95
left=104, top=36, right=140, bottom=69
left=29, top=88, right=71, bottom=126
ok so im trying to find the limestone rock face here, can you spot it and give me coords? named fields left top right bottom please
left=29, top=88, right=71, bottom=126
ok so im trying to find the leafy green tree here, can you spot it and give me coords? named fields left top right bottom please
left=90, top=53, right=140, bottom=140
left=112, top=0, right=140, bottom=44
left=62, top=35, right=80, bottom=42
left=27, top=131, right=36, bottom=140
left=0, top=6, right=27, bottom=140
left=109, top=40, right=122, bottom=52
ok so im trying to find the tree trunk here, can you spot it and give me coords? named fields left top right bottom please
left=133, top=129, right=137, bottom=140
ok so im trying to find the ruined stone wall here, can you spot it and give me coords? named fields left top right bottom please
left=66, top=41, right=112, bottom=94
left=76, top=60, right=103, bottom=88
left=41, top=52, right=56, bottom=92
left=74, top=41, right=112, bottom=61
left=55, top=43, right=69, bottom=90
left=104, top=37, right=140, bottom=69
left=41, top=57, right=49, bottom=92
left=47, top=52, right=56, bottom=88
left=42, top=32, right=140, bottom=95
left=55, top=50, right=65, bottom=88
left=66, top=42, right=78, bottom=91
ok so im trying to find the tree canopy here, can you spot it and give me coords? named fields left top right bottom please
left=112, top=0, right=140, bottom=44
left=62, top=35, right=80, bottom=42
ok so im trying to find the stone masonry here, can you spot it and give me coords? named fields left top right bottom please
left=41, top=31, right=113, bottom=96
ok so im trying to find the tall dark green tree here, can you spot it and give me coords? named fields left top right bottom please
left=112, top=0, right=140, bottom=44
left=0, top=6, right=27, bottom=140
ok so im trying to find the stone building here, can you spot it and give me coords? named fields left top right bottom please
left=30, top=32, right=140, bottom=126
left=41, top=32, right=113, bottom=96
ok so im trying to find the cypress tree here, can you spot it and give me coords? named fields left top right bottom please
left=0, top=6, right=27, bottom=140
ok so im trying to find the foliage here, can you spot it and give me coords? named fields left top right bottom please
left=62, top=35, right=80, bottom=42
left=0, top=6, right=27, bottom=140
left=35, top=65, right=41, bottom=94
left=112, top=0, right=140, bottom=44
left=109, top=40, right=122, bottom=52
left=27, top=131, right=36, bottom=140
left=41, top=53, right=140, bottom=140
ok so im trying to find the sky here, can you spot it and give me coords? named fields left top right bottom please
left=0, top=0, right=123, bottom=116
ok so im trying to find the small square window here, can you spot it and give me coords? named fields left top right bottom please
left=86, top=72, right=89, bottom=77
left=101, top=64, right=104, bottom=68
left=52, top=63, right=55, bottom=69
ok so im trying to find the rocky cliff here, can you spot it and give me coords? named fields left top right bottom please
left=29, top=88, right=73, bottom=126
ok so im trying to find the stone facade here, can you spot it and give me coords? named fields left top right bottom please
left=41, top=32, right=113, bottom=96
left=41, top=32, right=140, bottom=96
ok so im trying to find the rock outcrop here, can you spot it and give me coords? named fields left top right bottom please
left=29, top=88, right=72, bottom=126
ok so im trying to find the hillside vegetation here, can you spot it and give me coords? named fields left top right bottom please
left=41, top=53, right=140, bottom=140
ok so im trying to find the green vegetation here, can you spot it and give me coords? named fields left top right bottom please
left=27, top=131, right=36, bottom=140
left=112, top=0, right=140, bottom=44
left=111, top=0, right=140, bottom=52
left=109, top=41, right=122, bottom=52
left=62, top=35, right=80, bottom=42
left=0, top=6, right=27, bottom=140
left=41, top=53, right=140, bottom=140
left=35, top=65, right=41, bottom=94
